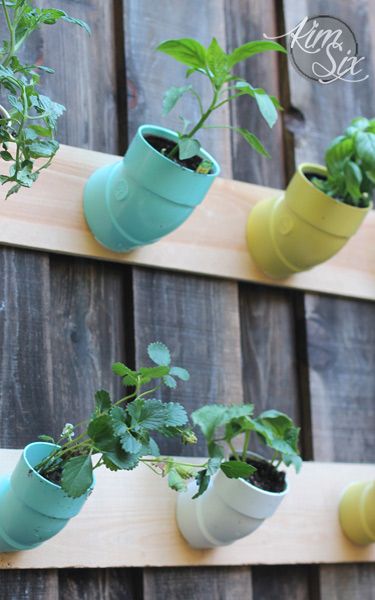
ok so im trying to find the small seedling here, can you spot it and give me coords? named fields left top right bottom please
left=191, top=403, right=302, bottom=498
left=0, top=0, right=90, bottom=198
left=311, top=116, right=375, bottom=208
left=157, top=37, right=286, bottom=165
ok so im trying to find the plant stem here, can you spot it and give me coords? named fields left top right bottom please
left=228, top=441, right=241, bottom=461
left=2, top=0, right=16, bottom=68
left=242, top=430, right=251, bottom=462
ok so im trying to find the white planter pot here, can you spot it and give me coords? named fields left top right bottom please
left=176, top=467, right=289, bottom=548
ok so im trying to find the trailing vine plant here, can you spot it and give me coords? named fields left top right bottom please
left=0, top=0, right=90, bottom=198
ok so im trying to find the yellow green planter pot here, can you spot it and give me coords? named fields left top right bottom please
left=246, top=163, right=371, bottom=279
left=339, top=480, right=375, bottom=545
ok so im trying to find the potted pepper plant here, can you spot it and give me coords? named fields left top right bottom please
left=0, top=0, right=90, bottom=198
left=247, top=117, right=374, bottom=278
left=0, top=342, right=201, bottom=552
left=176, top=403, right=302, bottom=548
left=83, top=37, right=286, bottom=252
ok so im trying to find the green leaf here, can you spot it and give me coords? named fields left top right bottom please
left=138, top=365, right=170, bottom=382
left=127, top=397, right=168, bottom=430
left=350, top=117, right=369, bottom=130
left=61, top=14, right=91, bottom=35
left=220, top=460, right=256, bottom=479
left=206, top=37, right=229, bottom=86
left=193, top=469, right=211, bottom=498
left=120, top=430, right=142, bottom=453
left=344, top=161, right=362, bottom=202
left=163, top=374, right=177, bottom=388
left=167, top=468, right=188, bottom=492
left=0, top=150, right=13, bottom=161
left=228, top=40, right=286, bottom=68
left=28, top=139, right=59, bottom=158
left=110, top=405, right=128, bottom=437
left=192, top=404, right=229, bottom=441
left=325, top=136, right=353, bottom=174
left=178, top=137, right=200, bottom=160
left=355, top=131, right=375, bottom=170
left=169, top=366, right=190, bottom=381
left=95, top=389, right=111, bottom=413
left=112, top=362, right=138, bottom=386
left=147, top=341, right=171, bottom=366
left=235, top=128, right=270, bottom=157
left=156, top=38, right=207, bottom=69
left=162, top=85, right=192, bottom=115
left=87, top=415, right=116, bottom=451
left=61, top=455, right=93, bottom=498
left=38, top=434, right=55, bottom=443
left=164, top=402, right=188, bottom=427
left=235, top=83, right=278, bottom=128
left=103, top=442, right=140, bottom=471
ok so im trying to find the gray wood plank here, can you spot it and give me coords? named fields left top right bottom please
left=226, top=2, right=313, bottom=598
left=283, top=1, right=375, bottom=597
left=143, top=567, right=252, bottom=600
left=123, top=1, right=252, bottom=598
left=58, top=568, right=141, bottom=600
left=0, top=0, right=138, bottom=597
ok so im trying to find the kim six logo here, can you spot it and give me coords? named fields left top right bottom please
left=264, top=15, right=368, bottom=84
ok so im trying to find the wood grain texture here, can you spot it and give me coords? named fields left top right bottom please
left=122, top=0, right=246, bottom=596
left=283, top=0, right=375, bottom=597
left=0, top=0, right=136, bottom=597
left=0, top=143, right=374, bottom=300
left=0, top=454, right=374, bottom=569
left=143, top=567, right=252, bottom=600
left=58, top=568, right=142, bottom=600
left=225, top=3, right=312, bottom=598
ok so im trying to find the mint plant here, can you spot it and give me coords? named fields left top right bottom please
left=0, top=0, right=90, bottom=198
left=311, top=117, right=375, bottom=208
left=35, top=342, right=204, bottom=498
left=191, top=404, right=302, bottom=498
left=156, top=37, right=286, bottom=164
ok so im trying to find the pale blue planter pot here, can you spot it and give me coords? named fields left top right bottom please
left=0, top=442, right=93, bottom=552
left=83, top=124, right=220, bottom=252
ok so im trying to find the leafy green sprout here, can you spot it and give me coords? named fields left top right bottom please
left=0, top=0, right=90, bottom=198
left=191, top=404, right=302, bottom=498
left=311, top=116, right=375, bottom=208
left=156, top=37, right=287, bottom=165
left=35, top=342, right=211, bottom=498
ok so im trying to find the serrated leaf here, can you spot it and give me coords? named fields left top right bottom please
left=147, top=342, right=171, bottom=366
left=220, top=460, right=256, bottom=479
left=164, top=402, right=188, bottom=427
left=61, top=455, right=93, bottom=498
left=162, top=85, right=192, bottom=116
left=95, top=389, right=111, bottom=413
left=120, top=430, right=142, bottom=453
left=103, top=442, right=140, bottom=471
left=87, top=415, right=116, bottom=451
left=127, top=397, right=167, bottom=430
left=28, top=139, right=59, bottom=158
left=169, top=366, right=190, bottom=381
left=163, top=374, right=177, bottom=388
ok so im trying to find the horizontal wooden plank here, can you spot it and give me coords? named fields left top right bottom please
left=0, top=144, right=374, bottom=301
left=0, top=450, right=374, bottom=569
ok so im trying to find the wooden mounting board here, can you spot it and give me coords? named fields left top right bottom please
left=0, top=144, right=374, bottom=301
left=0, top=451, right=374, bottom=569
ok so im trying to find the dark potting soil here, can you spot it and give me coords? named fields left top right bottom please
left=246, top=458, right=286, bottom=493
left=145, top=134, right=211, bottom=173
left=41, top=467, right=62, bottom=486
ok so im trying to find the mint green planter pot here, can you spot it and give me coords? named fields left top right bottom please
left=83, top=124, right=220, bottom=252
left=0, top=442, right=93, bottom=552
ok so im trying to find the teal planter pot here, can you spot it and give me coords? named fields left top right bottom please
left=83, top=124, right=220, bottom=252
left=0, top=442, right=93, bottom=552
